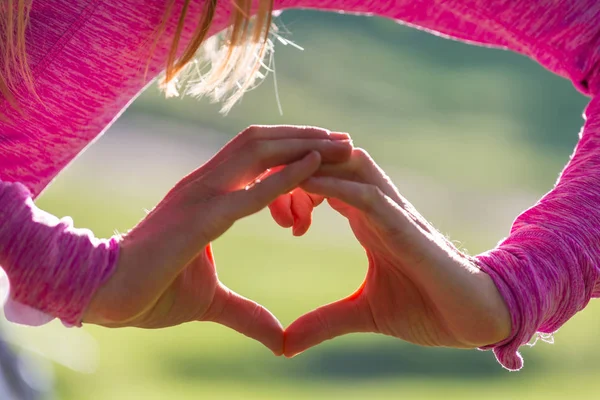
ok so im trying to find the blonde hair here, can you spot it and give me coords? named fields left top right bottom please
left=1, top=0, right=275, bottom=114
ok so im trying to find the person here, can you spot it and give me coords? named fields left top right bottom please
left=279, top=1, right=600, bottom=371
left=0, top=0, right=599, bottom=374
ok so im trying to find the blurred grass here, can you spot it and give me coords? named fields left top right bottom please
left=129, top=11, right=586, bottom=192
left=10, top=8, right=600, bottom=400
left=31, top=182, right=600, bottom=399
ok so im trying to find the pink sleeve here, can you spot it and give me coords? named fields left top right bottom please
left=0, top=180, right=119, bottom=327
left=473, top=97, right=600, bottom=371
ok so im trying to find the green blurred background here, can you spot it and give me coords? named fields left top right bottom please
left=4, top=9, right=600, bottom=399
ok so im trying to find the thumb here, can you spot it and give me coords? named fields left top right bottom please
left=326, top=197, right=355, bottom=219
left=224, top=151, right=322, bottom=223
left=204, top=284, right=284, bottom=356
left=284, top=293, right=374, bottom=358
left=290, top=189, right=321, bottom=236
left=269, top=193, right=294, bottom=228
left=269, top=190, right=324, bottom=235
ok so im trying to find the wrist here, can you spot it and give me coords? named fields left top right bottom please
left=83, top=235, right=143, bottom=327
left=473, top=267, right=512, bottom=346
left=0, top=181, right=120, bottom=327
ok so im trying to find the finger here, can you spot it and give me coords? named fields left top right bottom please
left=266, top=166, right=294, bottom=228
left=290, top=189, right=317, bottom=236
left=206, top=138, right=352, bottom=192
left=302, top=177, right=431, bottom=234
left=314, top=149, right=434, bottom=233
left=284, top=295, right=374, bottom=358
left=268, top=193, right=294, bottom=228
left=205, top=285, right=284, bottom=356
left=233, top=125, right=349, bottom=142
left=224, top=151, right=322, bottom=222
left=315, top=148, right=402, bottom=203
left=180, top=127, right=350, bottom=189
left=301, top=177, right=390, bottom=219
left=307, top=193, right=325, bottom=207
left=268, top=190, right=324, bottom=233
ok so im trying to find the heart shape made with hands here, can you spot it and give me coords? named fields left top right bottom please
left=258, top=149, right=511, bottom=358
left=86, top=126, right=509, bottom=360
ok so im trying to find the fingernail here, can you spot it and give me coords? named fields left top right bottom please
left=329, top=132, right=351, bottom=140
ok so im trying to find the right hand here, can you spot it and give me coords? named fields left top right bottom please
left=83, top=125, right=352, bottom=355
left=284, top=148, right=511, bottom=357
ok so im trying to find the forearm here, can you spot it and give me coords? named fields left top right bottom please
left=0, top=180, right=120, bottom=327
left=473, top=97, right=600, bottom=370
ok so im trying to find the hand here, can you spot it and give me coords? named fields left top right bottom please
left=269, top=175, right=325, bottom=236
left=83, top=125, right=352, bottom=355
left=284, top=148, right=511, bottom=357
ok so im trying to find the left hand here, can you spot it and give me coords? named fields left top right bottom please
left=283, top=148, right=512, bottom=357
left=84, top=125, right=352, bottom=356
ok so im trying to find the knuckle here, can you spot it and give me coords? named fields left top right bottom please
left=361, top=184, right=384, bottom=210
left=305, top=125, right=330, bottom=136
left=203, top=287, right=231, bottom=322
left=252, top=141, right=275, bottom=170
left=258, top=140, right=274, bottom=157
left=239, top=125, right=272, bottom=144
left=286, top=125, right=330, bottom=138
left=188, top=180, right=223, bottom=201
left=348, top=148, right=373, bottom=179
left=353, top=148, right=373, bottom=166
left=315, top=308, right=332, bottom=339
left=244, top=137, right=264, bottom=156
left=242, top=125, right=262, bottom=140
left=247, top=304, right=264, bottom=330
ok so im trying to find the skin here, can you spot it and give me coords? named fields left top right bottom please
left=280, top=148, right=512, bottom=357
left=84, top=126, right=511, bottom=358
left=84, top=125, right=353, bottom=356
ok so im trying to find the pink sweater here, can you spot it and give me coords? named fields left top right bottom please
left=2, top=0, right=600, bottom=370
